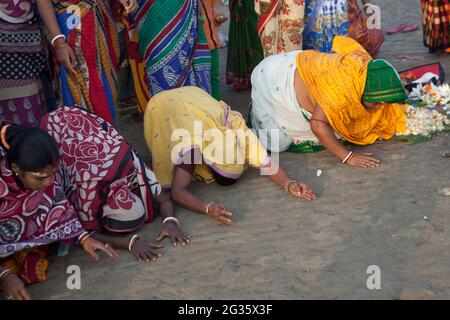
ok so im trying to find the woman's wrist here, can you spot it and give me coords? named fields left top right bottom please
left=128, top=234, right=140, bottom=251
left=51, top=34, right=66, bottom=47
left=163, top=217, right=180, bottom=227
left=205, top=202, right=215, bottom=215
left=0, top=269, right=13, bottom=283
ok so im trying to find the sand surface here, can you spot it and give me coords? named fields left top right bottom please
left=26, top=0, right=450, bottom=300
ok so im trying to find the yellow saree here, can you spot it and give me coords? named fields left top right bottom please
left=144, top=86, right=269, bottom=187
left=296, top=36, right=407, bottom=145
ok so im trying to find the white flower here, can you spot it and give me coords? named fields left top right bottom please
left=400, top=104, right=449, bottom=137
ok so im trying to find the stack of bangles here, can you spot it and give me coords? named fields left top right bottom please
left=0, top=269, right=13, bottom=282
left=78, top=231, right=91, bottom=247
left=128, top=234, right=140, bottom=251
left=51, top=34, right=68, bottom=50
left=342, top=151, right=355, bottom=164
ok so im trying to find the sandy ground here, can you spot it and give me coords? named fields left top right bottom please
left=26, top=0, right=449, bottom=300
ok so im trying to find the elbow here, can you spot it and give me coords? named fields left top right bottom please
left=309, top=120, right=322, bottom=135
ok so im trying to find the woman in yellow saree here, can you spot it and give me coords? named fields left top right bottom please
left=250, top=36, right=408, bottom=168
left=144, top=86, right=317, bottom=225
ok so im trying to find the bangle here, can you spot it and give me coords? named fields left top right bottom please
left=0, top=269, right=12, bottom=282
left=78, top=231, right=90, bottom=246
left=205, top=202, right=215, bottom=215
left=285, top=180, right=297, bottom=192
left=54, top=43, right=68, bottom=50
left=51, top=34, right=66, bottom=47
left=342, top=151, right=354, bottom=164
left=79, top=234, right=90, bottom=247
left=163, top=217, right=180, bottom=227
left=128, top=234, right=140, bottom=251
left=78, top=231, right=89, bottom=242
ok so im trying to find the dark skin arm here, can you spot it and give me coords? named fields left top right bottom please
left=310, top=104, right=380, bottom=168
left=36, top=0, right=77, bottom=73
left=0, top=235, right=116, bottom=300
left=0, top=267, right=31, bottom=300
left=91, top=191, right=189, bottom=262
left=294, top=69, right=380, bottom=168
left=171, top=164, right=317, bottom=225
left=154, top=190, right=190, bottom=246
left=265, top=166, right=317, bottom=200
left=91, top=231, right=163, bottom=263
left=171, top=166, right=233, bottom=225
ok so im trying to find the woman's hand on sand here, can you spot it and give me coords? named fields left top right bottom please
left=56, top=44, right=77, bottom=74
left=156, top=222, right=190, bottom=247
left=346, top=152, right=380, bottom=168
left=287, top=182, right=317, bottom=200
left=131, top=239, right=163, bottom=262
left=207, top=203, right=233, bottom=225
left=82, top=237, right=118, bottom=261
left=2, top=273, right=31, bottom=300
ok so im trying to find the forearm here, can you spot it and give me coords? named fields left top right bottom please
left=36, top=0, right=63, bottom=41
left=266, top=167, right=291, bottom=189
left=156, top=191, right=176, bottom=219
left=171, top=187, right=208, bottom=215
left=311, top=122, right=349, bottom=160
left=91, top=232, right=130, bottom=250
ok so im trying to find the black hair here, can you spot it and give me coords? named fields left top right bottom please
left=211, top=168, right=239, bottom=186
left=2, top=124, right=60, bottom=172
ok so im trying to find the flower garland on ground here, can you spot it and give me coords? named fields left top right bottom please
left=396, top=83, right=450, bottom=143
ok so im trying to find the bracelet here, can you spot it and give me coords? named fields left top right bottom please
left=54, top=43, right=68, bottom=50
left=128, top=234, right=140, bottom=252
left=342, top=151, right=354, bottom=164
left=78, top=231, right=90, bottom=246
left=285, top=180, right=297, bottom=192
left=0, top=269, right=12, bottom=282
left=78, top=231, right=89, bottom=242
left=205, top=202, right=215, bottom=215
left=79, top=234, right=90, bottom=247
left=163, top=217, right=180, bottom=227
left=51, top=34, right=66, bottom=47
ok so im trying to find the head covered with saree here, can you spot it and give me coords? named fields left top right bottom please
left=361, top=59, right=408, bottom=104
left=0, top=123, right=84, bottom=280
left=144, top=86, right=270, bottom=187
left=296, top=36, right=407, bottom=145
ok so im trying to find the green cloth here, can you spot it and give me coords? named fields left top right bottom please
left=226, top=0, right=264, bottom=90
left=211, top=49, right=221, bottom=100
left=361, top=59, right=408, bottom=103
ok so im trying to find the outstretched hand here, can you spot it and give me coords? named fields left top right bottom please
left=2, top=273, right=31, bottom=300
left=346, top=152, right=380, bottom=168
left=82, top=237, right=118, bottom=261
left=56, top=44, right=77, bottom=74
left=287, top=181, right=317, bottom=200
left=207, top=203, right=233, bottom=225
left=156, top=222, right=190, bottom=247
left=131, top=239, right=163, bottom=262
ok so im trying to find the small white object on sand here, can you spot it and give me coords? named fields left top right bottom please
left=316, top=169, right=322, bottom=177
left=437, top=188, right=450, bottom=197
